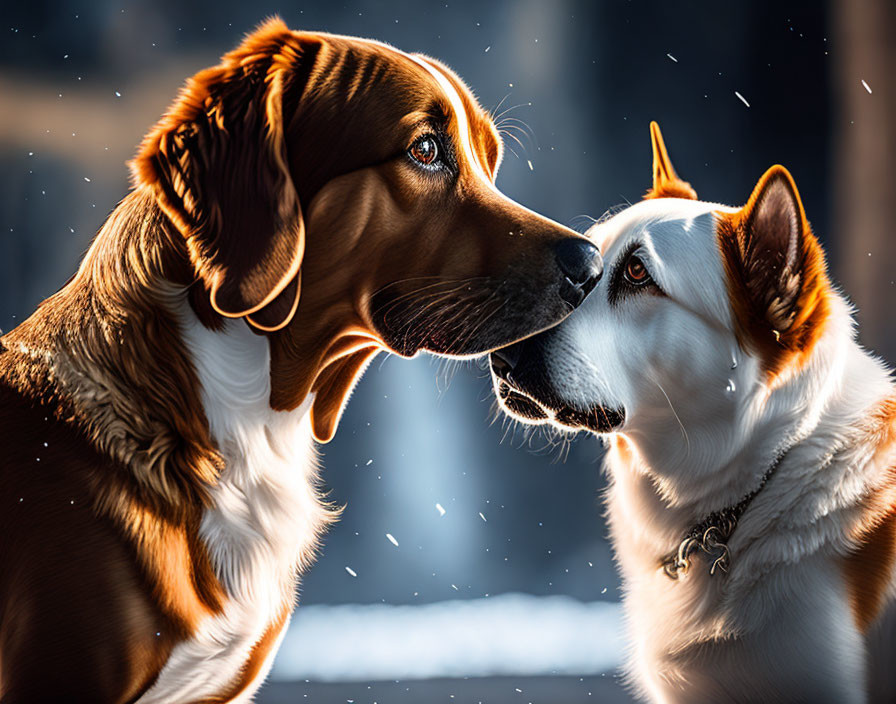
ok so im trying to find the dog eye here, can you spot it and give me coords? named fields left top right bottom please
left=409, top=135, right=440, bottom=167
left=623, top=255, right=651, bottom=285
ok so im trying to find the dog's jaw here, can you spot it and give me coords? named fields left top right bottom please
left=492, top=374, right=624, bottom=433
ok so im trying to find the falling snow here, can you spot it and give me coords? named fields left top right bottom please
left=3, top=11, right=859, bottom=697
left=386, top=533, right=399, bottom=547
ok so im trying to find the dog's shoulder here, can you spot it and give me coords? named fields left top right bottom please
left=0, top=347, right=181, bottom=700
left=0, top=322, right=227, bottom=700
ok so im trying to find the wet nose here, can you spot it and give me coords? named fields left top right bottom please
left=554, top=238, right=603, bottom=307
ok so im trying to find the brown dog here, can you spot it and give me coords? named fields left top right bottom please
left=0, top=18, right=601, bottom=702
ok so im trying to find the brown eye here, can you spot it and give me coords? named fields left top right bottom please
left=409, top=135, right=439, bottom=166
left=624, top=255, right=651, bottom=285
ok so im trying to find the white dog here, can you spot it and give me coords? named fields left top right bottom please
left=490, top=123, right=896, bottom=703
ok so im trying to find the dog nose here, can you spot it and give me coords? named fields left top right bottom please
left=554, top=238, right=603, bottom=307
left=490, top=343, right=523, bottom=382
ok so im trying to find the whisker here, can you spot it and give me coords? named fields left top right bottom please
left=372, top=275, right=452, bottom=297
left=653, top=378, right=690, bottom=457
left=492, top=101, right=530, bottom=124
left=499, top=129, right=528, bottom=159
left=497, top=117, right=537, bottom=150
left=450, top=291, right=505, bottom=353
left=372, top=279, right=483, bottom=320
left=570, top=214, right=599, bottom=233
left=371, top=276, right=490, bottom=313
left=490, top=92, right=513, bottom=120
left=503, top=141, right=522, bottom=162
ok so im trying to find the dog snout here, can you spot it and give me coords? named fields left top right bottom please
left=554, top=239, right=603, bottom=307
left=490, top=342, right=524, bottom=383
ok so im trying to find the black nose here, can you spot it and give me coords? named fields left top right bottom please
left=491, top=342, right=523, bottom=382
left=554, top=238, right=602, bottom=307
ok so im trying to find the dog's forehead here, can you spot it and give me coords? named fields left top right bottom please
left=591, top=198, right=734, bottom=260
left=585, top=197, right=737, bottom=327
left=320, top=33, right=500, bottom=183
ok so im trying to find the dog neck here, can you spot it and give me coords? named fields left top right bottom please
left=606, top=291, right=894, bottom=600
left=174, top=295, right=336, bottom=582
left=131, top=295, right=339, bottom=702
left=174, top=296, right=337, bottom=594
left=604, top=294, right=896, bottom=698
left=617, top=294, right=854, bottom=518
left=3, top=185, right=378, bottom=506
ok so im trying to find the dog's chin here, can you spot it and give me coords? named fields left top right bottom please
left=494, top=379, right=624, bottom=433
left=498, top=384, right=550, bottom=423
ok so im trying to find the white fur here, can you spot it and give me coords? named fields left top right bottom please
left=500, top=196, right=896, bottom=702
left=137, top=297, right=330, bottom=703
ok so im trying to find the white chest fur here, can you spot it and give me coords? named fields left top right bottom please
left=604, top=337, right=895, bottom=704
left=138, top=303, right=331, bottom=703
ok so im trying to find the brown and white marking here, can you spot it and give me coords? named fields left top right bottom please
left=0, top=19, right=602, bottom=702
left=489, top=123, right=896, bottom=703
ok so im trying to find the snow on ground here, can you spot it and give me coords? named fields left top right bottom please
left=271, top=593, right=624, bottom=682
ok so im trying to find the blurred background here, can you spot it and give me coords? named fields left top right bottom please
left=1, top=1, right=893, bottom=702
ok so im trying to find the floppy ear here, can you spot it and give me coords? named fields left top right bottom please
left=644, top=121, right=697, bottom=200
left=310, top=347, right=381, bottom=443
left=132, top=18, right=307, bottom=331
left=717, top=165, right=830, bottom=374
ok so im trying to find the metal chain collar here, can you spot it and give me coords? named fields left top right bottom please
left=661, top=451, right=787, bottom=580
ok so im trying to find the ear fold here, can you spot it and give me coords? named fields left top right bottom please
left=132, top=18, right=307, bottom=331
left=717, top=165, right=831, bottom=374
left=644, top=121, right=697, bottom=200
left=737, top=167, right=805, bottom=333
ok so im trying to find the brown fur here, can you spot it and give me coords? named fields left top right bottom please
left=0, top=191, right=222, bottom=701
left=844, top=397, right=896, bottom=632
left=1, top=18, right=588, bottom=701
left=132, top=20, right=307, bottom=328
left=642, top=124, right=831, bottom=382
left=716, top=166, right=832, bottom=381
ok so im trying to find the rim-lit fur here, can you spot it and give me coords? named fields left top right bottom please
left=491, top=124, right=896, bottom=703
left=0, top=18, right=591, bottom=701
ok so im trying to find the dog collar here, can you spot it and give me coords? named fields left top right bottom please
left=661, top=450, right=789, bottom=580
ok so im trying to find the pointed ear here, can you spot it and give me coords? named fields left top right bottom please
left=644, top=121, right=697, bottom=200
left=131, top=18, right=312, bottom=331
left=717, top=165, right=831, bottom=374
